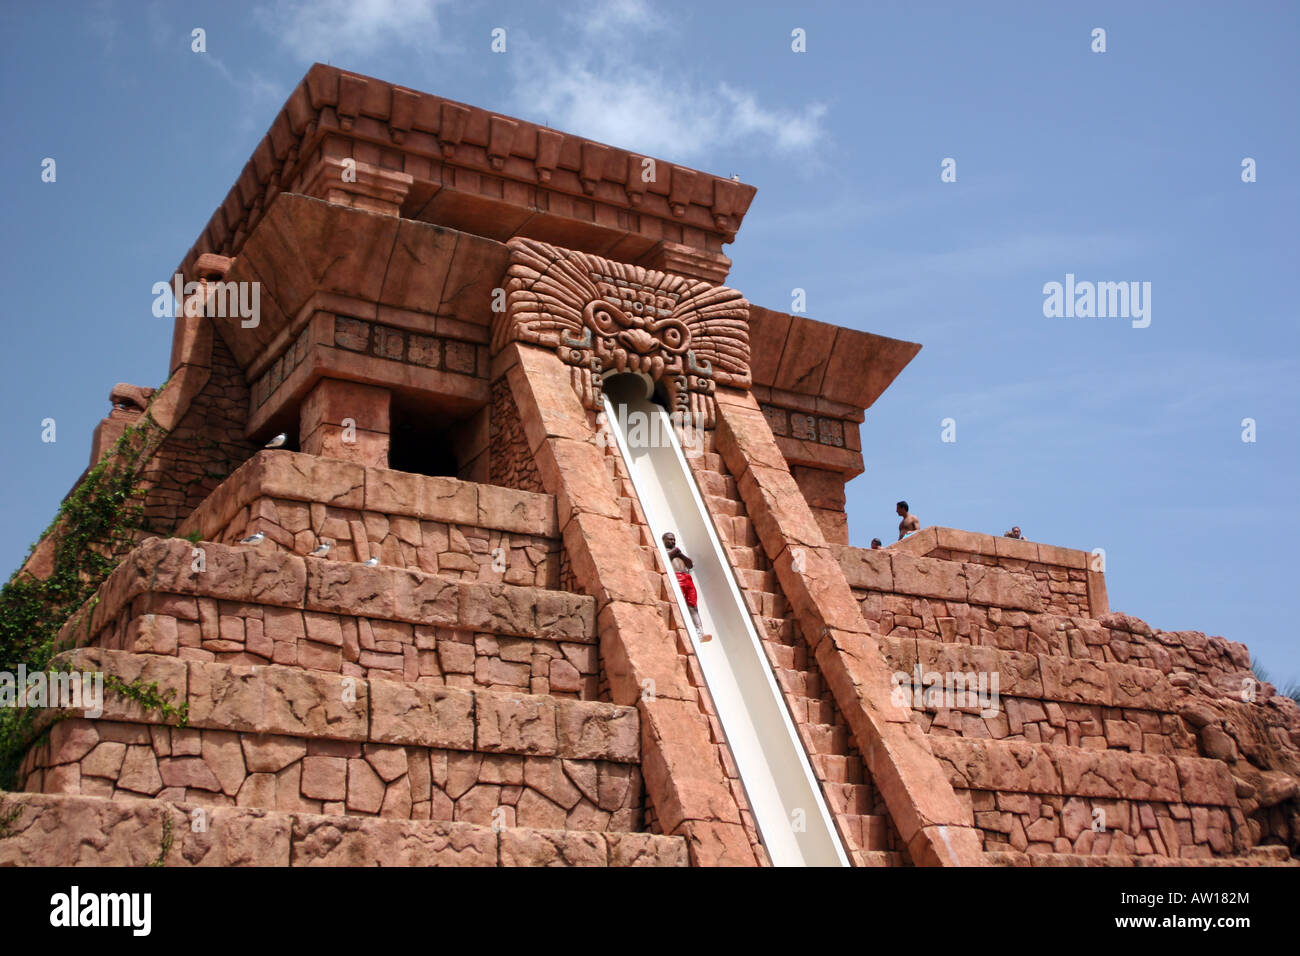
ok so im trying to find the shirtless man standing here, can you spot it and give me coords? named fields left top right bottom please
left=896, top=501, right=920, bottom=541
left=663, top=532, right=711, bottom=643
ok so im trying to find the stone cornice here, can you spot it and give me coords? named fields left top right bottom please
left=175, top=64, right=757, bottom=287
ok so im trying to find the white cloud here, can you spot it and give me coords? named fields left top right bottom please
left=256, top=0, right=446, bottom=60
left=202, top=55, right=286, bottom=129
left=509, top=0, right=826, bottom=161
left=578, top=0, right=662, bottom=36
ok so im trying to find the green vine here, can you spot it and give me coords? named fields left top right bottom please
left=102, top=675, right=189, bottom=727
left=148, top=812, right=174, bottom=867
left=0, top=411, right=167, bottom=788
left=0, top=800, right=20, bottom=840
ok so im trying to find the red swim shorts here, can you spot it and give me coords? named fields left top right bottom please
left=675, top=571, right=698, bottom=607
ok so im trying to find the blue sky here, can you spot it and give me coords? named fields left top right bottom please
left=1, top=1, right=1296, bottom=680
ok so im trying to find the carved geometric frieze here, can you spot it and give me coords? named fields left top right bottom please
left=493, top=237, right=750, bottom=425
left=761, top=403, right=846, bottom=448
left=249, top=314, right=485, bottom=410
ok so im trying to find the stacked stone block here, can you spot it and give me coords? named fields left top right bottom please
left=838, top=540, right=1300, bottom=863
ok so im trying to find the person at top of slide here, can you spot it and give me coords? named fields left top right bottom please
left=662, top=532, right=712, bottom=643
left=897, top=501, right=920, bottom=540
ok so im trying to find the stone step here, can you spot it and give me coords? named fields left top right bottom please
left=694, top=470, right=736, bottom=499
left=774, top=666, right=821, bottom=699
left=737, top=568, right=777, bottom=593
left=56, top=539, right=597, bottom=686
left=0, top=791, right=688, bottom=867
left=932, top=736, right=1236, bottom=807
left=839, top=813, right=892, bottom=852
left=762, top=640, right=797, bottom=671
left=711, top=515, right=756, bottom=548
left=811, top=753, right=864, bottom=785
left=37, top=647, right=641, bottom=766
left=743, top=589, right=787, bottom=619
left=704, top=494, right=742, bottom=517
left=22, top=649, right=646, bottom=830
left=757, top=616, right=794, bottom=644
left=932, top=736, right=1256, bottom=859
left=113, top=579, right=598, bottom=696
left=805, top=696, right=838, bottom=725
left=729, top=542, right=769, bottom=568
left=177, top=455, right=562, bottom=577
left=879, top=633, right=1180, bottom=720
left=797, top=721, right=848, bottom=756
left=24, top=719, right=646, bottom=831
left=823, top=781, right=875, bottom=815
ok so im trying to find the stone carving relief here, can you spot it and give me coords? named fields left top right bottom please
left=493, top=238, right=750, bottom=425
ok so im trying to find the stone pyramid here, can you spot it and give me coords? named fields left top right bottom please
left=2, top=66, right=1296, bottom=867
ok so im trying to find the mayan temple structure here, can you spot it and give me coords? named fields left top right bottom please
left=3, top=65, right=1297, bottom=868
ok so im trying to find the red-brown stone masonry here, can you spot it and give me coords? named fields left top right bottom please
left=221, top=494, right=562, bottom=588
left=489, top=377, right=544, bottom=495
left=928, top=547, right=1090, bottom=617
left=22, top=719, right=641, bottom=830
left=137, top=332, right=254, bottom=538
left=84, top=596, right=601, bottom=700
left=846, top=558, right=1300, bottom=859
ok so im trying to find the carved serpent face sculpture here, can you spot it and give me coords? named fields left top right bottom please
left=582, top=292, right=691, bottom=378
left=495, top=237, right=751, bottom=421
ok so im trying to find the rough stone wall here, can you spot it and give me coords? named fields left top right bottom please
left=5, top=524, right=680, bottom=864
left=489, top=378, right=544, bottom=495
left=926, top=546, right=1090, bottom=617
left=21, top=714, right=641, bottom=830
left=888, top=528, right=1106, bottom=619
left=138, top=331, right=254, bottom=538
left=175, top=452, right=564, bottom=590
left=218, top=494, right=561, bottom=588
left=76, top=591, right=600, bottom=698
left=0, top=791, right=687, bottom=867
left=838, top=542, right=1300, bottom=861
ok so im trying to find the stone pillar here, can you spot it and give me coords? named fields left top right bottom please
left=300, top=378, right=391, bottom=467
left=792, top=465, right=849, bottom=545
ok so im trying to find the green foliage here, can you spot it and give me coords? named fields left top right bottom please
left=0, top=799, right=20, bottom=840
left=0, top=418, right=162, bottom=788
left=148, top=812, right=174, bottom=867
left=102, top=675, right=189, bottom=727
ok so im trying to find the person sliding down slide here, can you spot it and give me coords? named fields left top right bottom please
left=662, top=532, right=712, bottom=643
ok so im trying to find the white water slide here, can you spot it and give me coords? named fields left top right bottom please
left=602, top=374, right=849, bottom=867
